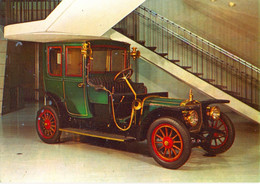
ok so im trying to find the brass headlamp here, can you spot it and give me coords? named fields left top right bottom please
left=207, top=106, right=221, bottom=120
left=184, top=110, right=199, bottom=127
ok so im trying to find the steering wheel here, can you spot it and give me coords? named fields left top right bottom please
left=114, top=68, right=133, bottom=82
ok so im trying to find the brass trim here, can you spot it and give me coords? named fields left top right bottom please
left=148, top=103, right=180, bottom=108
left=133, top=98, right=142, bottom=110
left=189, top=89, right=193, bottom=101
left=106, top=88, right=136, bottom=131
left=140, top=95, right=161, bottom=115
left=125, top=77, right=137, bottom=99
left=130, top=47, right=140, bottom=60
left=148, top=99, right=181, bottom=105
left=77, top=82, right=84, bottom=88
left=81, top=42, right=93, bottom=60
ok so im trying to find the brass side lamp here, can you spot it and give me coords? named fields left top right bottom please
left=130, top=47, right=140, bottom=60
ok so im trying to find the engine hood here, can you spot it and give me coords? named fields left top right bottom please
left=144, top=97, right=185, bottom=107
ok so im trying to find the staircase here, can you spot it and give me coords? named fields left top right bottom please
left=0, top=25, right=7, bottom=115
left=109, top=6, right=259, bottom=123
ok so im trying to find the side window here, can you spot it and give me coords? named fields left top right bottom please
left=90, top=46, right=127, bottom=73
left=66, top=46, right=82, bottom=77
left=48, top=46, right=62, bottom=76
left=90, top=47, right=107, bottom=73
left=111, top=50, right=125, bottom=72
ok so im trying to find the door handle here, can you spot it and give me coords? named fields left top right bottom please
left=77, top=82, right=85, bottom=88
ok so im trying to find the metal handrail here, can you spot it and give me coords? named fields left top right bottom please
left=134, top=11, right=258, bottom=78
left=134, top=11, right=226, bottom=66
left=138, top=5, right=260, bottom=73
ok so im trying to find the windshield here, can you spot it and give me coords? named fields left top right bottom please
left=89, top=46, right=127, bottom=73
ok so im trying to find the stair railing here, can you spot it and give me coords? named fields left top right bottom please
left=139, top=6, right=259, bottom=73
left=114, top=6, right=259, bottom=110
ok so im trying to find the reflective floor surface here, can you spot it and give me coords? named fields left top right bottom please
left=0, top=103, right=259, bottom=183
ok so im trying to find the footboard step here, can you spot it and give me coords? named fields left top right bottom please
left=59, top=128, right=136, bottom=142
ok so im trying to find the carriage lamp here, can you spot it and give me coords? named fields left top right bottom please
left=207, top=106, right=220, bottom=120
left=81, top=42, right=93, bottom=60
left=130, top=47, right=140, bottom=60
left=184, top=110, right=199, bottom=127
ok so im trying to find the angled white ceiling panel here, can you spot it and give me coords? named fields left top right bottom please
left=4, top=0, right=145, bottom=42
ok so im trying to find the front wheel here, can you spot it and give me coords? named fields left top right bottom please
left=202, top=112, right=235, bottom=155
left=36, top=105, right=61, bottom=144
left=147, top=117, right=191, bottom=169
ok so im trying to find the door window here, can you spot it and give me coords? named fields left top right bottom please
left=65, top=46, right=83, bottom=77
left=48, top=46, right=62, bottom=76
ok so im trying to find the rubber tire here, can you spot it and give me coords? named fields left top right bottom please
left=147, top=117, right=191, bottom=169
left=36, top=105, right=61, bottom=144
left=202, top=112, right=235, bottom=155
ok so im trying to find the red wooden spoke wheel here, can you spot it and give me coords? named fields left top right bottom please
left=202, top=113, right=235, bottom=155
left=151, top=124, right=183, bottom=162
left=37, top=109, right=57, bottom=139
left=36, top=106, right=61, bottom=144
left=147, top=117, right=191, bottom=169
left=208, top=118, right=228, bottom=149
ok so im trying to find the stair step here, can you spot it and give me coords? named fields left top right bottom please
left=157, top=53, right=168, bottom=57
left=235, top=97, right=259, bottom=110
left=59, top=128, right=136, bottom=142
left=181, top=66, right=192, bottom=70
left=192, top=72, right=203, bottom=76
left=237, top=96, right=251, bottom=103
left=147, top=46, right=157, bottom=51
left=223, top=90, right=240, bottom=96
left=113, top=28, right=125, bottom=34
left=248, top=103, right=260, bottom=111
left=214, top=85, right=227, bottom=89
left=127, top=34, right=134, bottom=39
left=137, top=40, right=145, bottom=46
left=169, top=59, right=180, bottom=63
left=204, top=78, right=215, bottom=82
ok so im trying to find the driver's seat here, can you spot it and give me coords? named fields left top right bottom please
left=88, top=74, right=147, bottom=94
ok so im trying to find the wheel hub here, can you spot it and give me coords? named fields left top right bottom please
left=44, top=119, right=51, bottom=130
left=163, top=137, right=173, bottom=149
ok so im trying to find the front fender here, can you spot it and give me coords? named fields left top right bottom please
left=200, top=99, right=229, bottom=108
left=137, top=107, right=187, bottom=141
left=200, top=99, right=230, bottom=125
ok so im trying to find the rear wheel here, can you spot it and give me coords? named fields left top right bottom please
left=36, top=105, right=61, bottom=144
left=147, top=117, right=191, bottom=169
left=202, top=113, right=235, bottom=154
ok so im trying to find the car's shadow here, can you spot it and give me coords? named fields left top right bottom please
left=60, top=133, right=151, bottom=157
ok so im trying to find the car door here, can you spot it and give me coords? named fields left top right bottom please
left=63, top=45, right=92, bottom=118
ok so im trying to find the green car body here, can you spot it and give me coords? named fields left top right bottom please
left=36, top=39, right=235, bottom=169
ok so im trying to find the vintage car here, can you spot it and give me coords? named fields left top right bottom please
left=36, top=39, right=235, bottom=169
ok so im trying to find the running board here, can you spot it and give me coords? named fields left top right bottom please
left=59, top=128, right=136, bottom=142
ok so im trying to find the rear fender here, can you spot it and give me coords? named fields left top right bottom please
left=44, top=92, right=67, bottom=118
